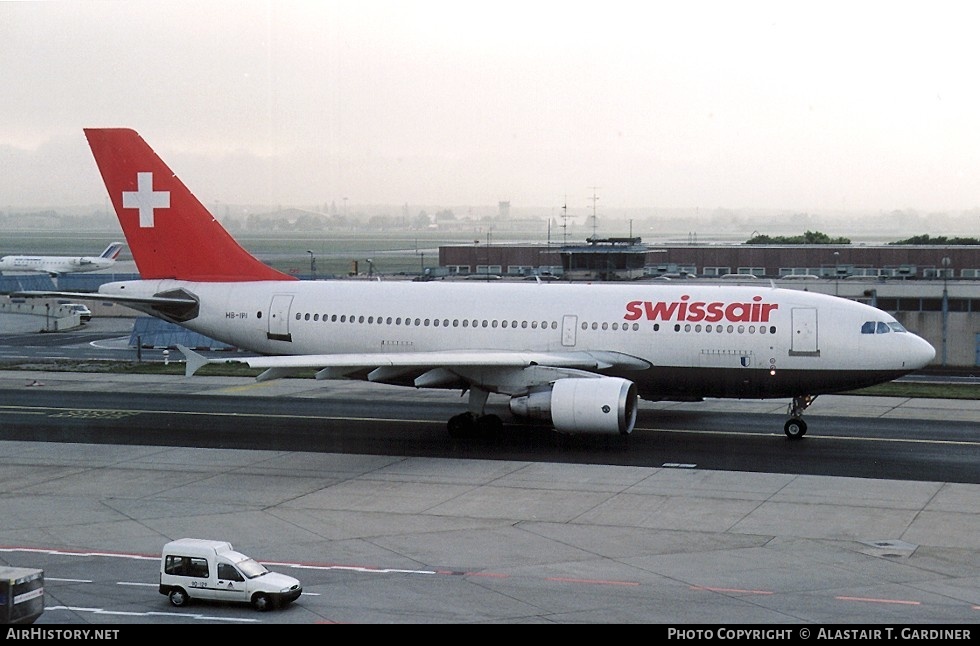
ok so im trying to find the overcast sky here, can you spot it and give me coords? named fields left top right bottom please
left=2, top=0, right=980, bottom=216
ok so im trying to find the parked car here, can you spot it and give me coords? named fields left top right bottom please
left=159, top=538, right=302, bottom=611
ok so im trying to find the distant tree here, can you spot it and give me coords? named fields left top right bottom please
left=368, top=213, right=410, bottom=229
left=293, top=214, right=326, bottom=231
left=413, top=210, right=432, bottom=229
left=746, top=230, right=850, bottom=244
left=889, top=234, right=980, bottom=245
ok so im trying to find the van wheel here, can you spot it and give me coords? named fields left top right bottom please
left=168, top=588, right=189, bottom=607
left=252, top=593, right=271, bottom=611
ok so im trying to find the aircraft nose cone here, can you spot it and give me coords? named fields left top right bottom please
left=911, top=335, right=936, bottom=369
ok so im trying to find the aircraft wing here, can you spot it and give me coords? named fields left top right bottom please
left=179, top=345, right=651, bottom=393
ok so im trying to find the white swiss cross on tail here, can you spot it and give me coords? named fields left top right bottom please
left=122, top=171, right=170, bottom=227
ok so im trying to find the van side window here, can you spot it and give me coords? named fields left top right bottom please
left=163, top=554, right=208, bottom=579
left=218, top=563, right=244, bottom=582
left=164, top=555, right=188, bottom=576
left=164, top=555, right=208, bottom=577
left=187, top=557, right=209, bottom=578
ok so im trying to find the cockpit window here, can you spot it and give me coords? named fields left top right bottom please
left=862, top=320, right=907, bottom=334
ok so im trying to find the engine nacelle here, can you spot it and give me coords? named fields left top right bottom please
left=509, top=377, right=638, bottom=435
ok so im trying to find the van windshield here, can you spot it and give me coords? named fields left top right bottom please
left=238, top=558, right=269, bottom=579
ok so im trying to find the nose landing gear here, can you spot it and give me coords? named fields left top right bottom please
left=785, top=395, right=816, bottom=440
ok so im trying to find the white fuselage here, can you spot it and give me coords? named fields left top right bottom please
left=100, top=279, right=936, bottom=400
left=0, top=255, right=115, bottom=275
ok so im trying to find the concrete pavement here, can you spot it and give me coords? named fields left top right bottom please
left=0, top=370, right=978, bottom=623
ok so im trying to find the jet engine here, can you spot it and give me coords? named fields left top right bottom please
left=509, top=377, right=638, bottom=435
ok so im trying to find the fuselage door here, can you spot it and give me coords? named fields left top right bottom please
left=561, top=315, right=577, bottom=347
left=267, top=294, right=294, bottom=342
left=789, top=307, right=819, bottom=356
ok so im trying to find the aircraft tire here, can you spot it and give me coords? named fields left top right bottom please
left=784, top=418, right=807, bottom=440
left=448, top=413, right=476, bottom=438
left=476, top=414, right=503, bottom=438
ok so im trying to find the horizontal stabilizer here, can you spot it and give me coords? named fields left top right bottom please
left=14, top=290, right=197, bottom=308
left=15, top=289, right=199, bottom=322
left=176, top=345, right=209, bottom=377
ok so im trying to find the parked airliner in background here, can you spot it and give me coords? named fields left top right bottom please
left=18, top=129, right=936, bottom=440
left=0, top=242, right=124, bottom=277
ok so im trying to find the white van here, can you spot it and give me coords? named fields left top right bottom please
left=159, top=538, right=302, bottom=611
left=63, top=303, right=92, bottom=322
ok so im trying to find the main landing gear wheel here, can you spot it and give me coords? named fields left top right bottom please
left=447, top=412, right=473, bottom=438
left=447, top=412, right=502, bottom=439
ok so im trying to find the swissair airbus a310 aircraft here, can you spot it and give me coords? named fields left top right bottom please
left=0, top=242, right=124, bottom=277
left=21, top=128, right=936, bottom=440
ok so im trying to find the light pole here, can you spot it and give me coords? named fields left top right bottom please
left=941, top=256, right=950, bottom=367
left=307, top=250, right=316, bottom=280
left=833, top=251, right=840, bottom=296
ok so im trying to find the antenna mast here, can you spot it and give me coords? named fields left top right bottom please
left=588, top=186, right=600, bottom=239
left=560, top=196, right=569, bottom=246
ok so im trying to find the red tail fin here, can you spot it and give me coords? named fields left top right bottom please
left=84, top=128, right=295, bottom=282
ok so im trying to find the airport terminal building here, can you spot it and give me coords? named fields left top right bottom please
left=438, top=238, right=980, bottom=282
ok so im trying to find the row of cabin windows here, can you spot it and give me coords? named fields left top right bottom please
left=292, top=311, right=776, bottom=335
left=583, top=321, right=775, bottom=334
left=680, top=323, right=776, bottom=334
left=297, top=311, right=561, bottom=330
left=585, top=321, right=642, bottom=331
